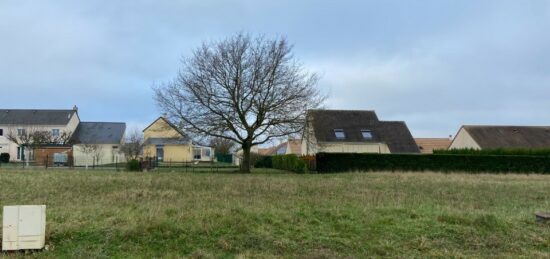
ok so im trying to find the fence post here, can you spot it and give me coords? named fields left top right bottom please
left=45, top=154, right=48, bottom=170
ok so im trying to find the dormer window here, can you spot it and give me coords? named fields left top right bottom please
left=334, top=129, right=346, bottom=139
left=361, top=129, right=373, bottom=140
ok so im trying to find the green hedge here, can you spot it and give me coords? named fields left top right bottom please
left=255, top=154, right=308, bottom=173
left=126, top=159, right=141, bottom=171
left=434, top=148, right=550, bottom=156
left=254, top=156, right=273, bottom=168
left=0, top=153, right=9, bottom=163
left=316, top=152, right=550, bottom=174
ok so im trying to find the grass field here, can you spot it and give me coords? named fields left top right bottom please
left=0, top=170, right=549, bottom=258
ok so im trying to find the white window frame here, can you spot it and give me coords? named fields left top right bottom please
left=334, top=129, right=346, bottom=140
left=361, top=129, right=373, bottom=140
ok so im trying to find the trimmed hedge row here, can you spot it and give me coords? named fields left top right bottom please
left=434, top=148, right=550, bottom=156
left=316, top=152, right=550, bottom=174
left=255, top=154, right=308, bottom=173
left=0, top=153, right=9, bottom=163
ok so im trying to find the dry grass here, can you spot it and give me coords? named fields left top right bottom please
left=0, top=170, right=549, bottom=258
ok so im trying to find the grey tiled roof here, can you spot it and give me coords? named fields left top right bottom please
left=72, top=122, right=126, bottom=144
left=307, top=109, right=420, bottom=153
left=463, top=125, right=550, bottom=149
left=0, top=109, right=77, bottom=125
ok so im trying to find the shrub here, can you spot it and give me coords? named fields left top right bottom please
left=272, top=154, right=308, bottom=174
left=126, top=159, right=141, bottom=171
left=0, top=153, right=9, bottom=163
left=434, top=148, right=550, bottom=156
left=254, top=156, right=273, bottom=168
left=316, top=152, right=550, bottom=174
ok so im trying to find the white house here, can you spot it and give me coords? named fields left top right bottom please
left=71, top=122, right=127, bottom=166
left=0, top=108, right=80, bottom=161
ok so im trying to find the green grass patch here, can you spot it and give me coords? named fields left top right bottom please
left=0, top=170, right=548, bottom=257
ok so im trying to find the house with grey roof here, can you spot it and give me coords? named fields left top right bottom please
left=72, top=122, right=127, bottom=166
left=449, top=125, right=550, bottom=150
left=0, top=107, right=80, bottom=162
left=302, top=110, right=420, bottom=155
left=0, top=106, right=127, bottom=165
left=142, top=116, right=214, bottom=162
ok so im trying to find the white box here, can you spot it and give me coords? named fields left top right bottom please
left=2, top=205, right=46, bottom=251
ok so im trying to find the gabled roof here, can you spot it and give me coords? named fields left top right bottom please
left=143, top=116, right=186, bottom=137
left=462, top=125, right=550, bottom=149
left=72, top=122, right=126, bottom=144
left=415, top=138, right=452, bottom=154
left=0, top=109, right=78, bottom=125
left=258, top=142, right=286, bottom=156
left=288, top=139, right=302, bottom=155
left=307, top=109, right=420, bottom=153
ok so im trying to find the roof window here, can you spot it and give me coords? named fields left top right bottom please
left=334, top=129, right=346, bottom=139
left=361, top=129, right=373, bottom=140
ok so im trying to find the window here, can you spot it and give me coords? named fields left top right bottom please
left=0, top=128, right=3, bottom=136
left=17, top=129, right=26, bottom=136
left=334, top=129, right=345, bottom=139
left=361, top=130, right=373, bottom=140
left=52, top=129, right=60, bottom=137
left=202, top=148, right=211, bottom=157
left=193, top=148, right=202, bottom=160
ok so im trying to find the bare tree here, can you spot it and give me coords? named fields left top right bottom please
left=209, top=137, right=236, bottom=155
left=121, top=129, right=144, bottom=160
left=79, top=144, right=103, bottom=168
left=154, top=33, right=324, bottom=173
left=5, top=127, right=73, bottom=166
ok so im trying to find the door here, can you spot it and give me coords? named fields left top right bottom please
left=156, top=145, right=164, bottom=162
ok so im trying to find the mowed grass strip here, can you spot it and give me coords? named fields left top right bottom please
left=0, top=170, right=549, bottom=258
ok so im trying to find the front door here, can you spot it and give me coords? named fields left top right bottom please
left=156, top=145, right=164, bottom=162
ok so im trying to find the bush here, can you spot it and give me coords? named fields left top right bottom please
left=271, top=154, right=308, bottom=174
left=434, top=148, right=550, bottom=156
left=0, top=153, right=9, bottom=163
left=254, top=156, right=273, bottom=168
left=126, top=159, right=141, bottom=171
left=316, top=152, right=550, bottom=174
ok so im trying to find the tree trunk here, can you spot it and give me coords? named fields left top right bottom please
left=241, top=144, right=252, bottom=173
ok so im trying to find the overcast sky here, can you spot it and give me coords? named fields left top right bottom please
left=1, top=1, right=549, bottom=137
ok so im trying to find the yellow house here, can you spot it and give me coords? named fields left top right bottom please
left=142, top=117, right=214, bottom=162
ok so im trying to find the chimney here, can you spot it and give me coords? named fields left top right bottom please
left=73, top=105, right=78, bottom=112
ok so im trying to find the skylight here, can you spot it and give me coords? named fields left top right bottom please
left=361, top=129, right=373, bottom=140
left=334, top=129, right=345, bottom=139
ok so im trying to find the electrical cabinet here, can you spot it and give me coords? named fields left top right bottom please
left=2, top=205, right=46, bottom=251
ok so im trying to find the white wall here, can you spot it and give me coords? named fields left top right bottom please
left=73, top=144, right=126, bottom=166
left=0, top=123, right=78, bottom=161
left=316, top=142, right=391, bottom=154
left=448, top=128, right=481, bottom=149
